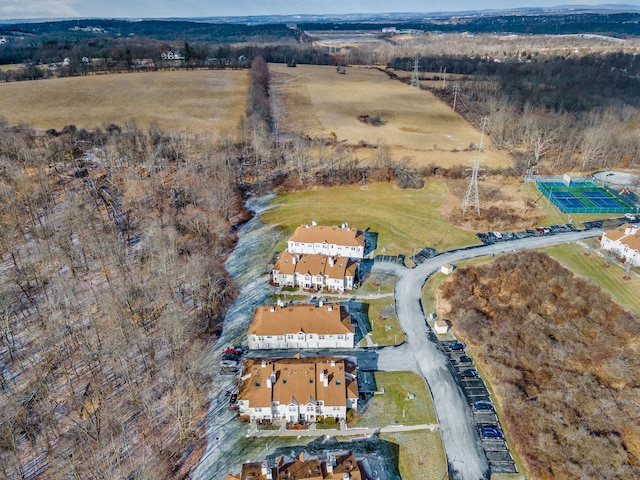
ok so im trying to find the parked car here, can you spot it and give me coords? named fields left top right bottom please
left=460, top=369, right=479, bottom=378
left=625, top=213, right=637, bottom=221
left=223, top=345, right=244, bottom=355
left=481, top=427, right=503, bottom=439
left=447, top=342, right=466, bottom=351
left=492, top=231, right=503, bottom=239
left=458, top=355, right=473, bottom=364
left=504, top=232, right=514, bottom=239
left=473, top=400, right=495, bottom=412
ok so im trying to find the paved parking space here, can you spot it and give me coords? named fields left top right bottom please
left=374, top=254, right=406, bottom=265
left=441, top=338, right=519, bottom=476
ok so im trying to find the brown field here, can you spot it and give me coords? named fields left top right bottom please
left=269, top=63, right=512, bottom=168
left=0, top=70, right=248, bottom=135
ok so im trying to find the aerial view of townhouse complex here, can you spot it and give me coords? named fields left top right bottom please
left=1, top=7, right=639, bottom=480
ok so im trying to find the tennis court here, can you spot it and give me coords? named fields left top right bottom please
left=536, top=177, right=635, bottom=214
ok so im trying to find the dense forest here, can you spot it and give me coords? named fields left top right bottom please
left=439, top=251, right=640, bottom=479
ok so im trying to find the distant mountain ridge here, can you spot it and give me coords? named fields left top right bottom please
left=1, top=4, right=640, bottom=25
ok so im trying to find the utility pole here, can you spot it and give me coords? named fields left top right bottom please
left=410, top=57, right=420, bottom=89
left=452, top=84, right=460, bottom=112
left=462, top=157, right=484, bottom=217
left=442, top=67, right=446, bottom=89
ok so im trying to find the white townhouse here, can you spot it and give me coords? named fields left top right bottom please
left=247, top=303, right=354, bottom=350
left=287, top=223, right=366, bottom=259
left=271, top=251, right=357, bottom=292
left=600, top=223, right=640, bottom=267
left=237, top=356, right=359, bottom=423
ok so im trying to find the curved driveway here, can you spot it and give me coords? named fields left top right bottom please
left=372, top=229, right=602, bottom=480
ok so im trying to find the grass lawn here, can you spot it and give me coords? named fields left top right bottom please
left=351, top=372, right=437, bottom=428
left=542, top=242, right=640, bottom=315
left=364, top=297, right=404, bottom=346
left=261, top=180, right=479, bottom=256
left=381, top=431, right=447, bottom=480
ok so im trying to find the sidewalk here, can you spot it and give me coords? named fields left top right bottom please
left=248, top=420, right=439, bottom=437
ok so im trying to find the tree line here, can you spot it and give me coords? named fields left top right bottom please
left=389, top=52, right=640, bottom=173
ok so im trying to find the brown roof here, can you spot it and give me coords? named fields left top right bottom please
left=604, top=223, right=640, bottom=251
left=248, top=304, right=353, bottom=336
left=277, top=454, right=323, bottom=480
left=324, top=257, right=358, bottom=279
left=296, top=254, right=327, bottom=276
left=289, top=224, right=365, bottom=248
left=273, top=360, right=317, bottom=405
left=273, top=252, right=357, bottom=280
left=239, top=357, right=358, bottom=409
left=273, top=251, right=298, bottom=275
left=238, top=462, right=268, bottom=480
left=238, top=360, right=275, bottom=408
left=315, top=358, right=349, bottom=408
left=324, top=452, right=362, bottom=480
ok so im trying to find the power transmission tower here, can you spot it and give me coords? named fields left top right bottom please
left=479, top=116, right=488, bottom=151
left=441, top=67, right=447, bottom=89
left=452, top=84, right=460, bottom=112
left=462, top=157, right=484, bottom=217
left=410, top=57, right=420, bottom=89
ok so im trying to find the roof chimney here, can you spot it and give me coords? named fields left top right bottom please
left=319, top=299, right=323, bottom=307
left=343, top=473, right=350, bottom=479
left=270, top=305, right=276, bottom=312
left=329, top=257, right=334, bottom=267
left=327, top=455, right=335, bottom=473
left=312, top=220, right=317, bottom=226
left=327, top=305, right=333, bottom=312
left=261, top=463, right=269, bottom=475
left=330, top=360, right=336, bottom=367
left=324, top=372, right=329, bottom=388
left=293, top=255, right=298, bottom=264
left=261, top=360, right=267, bottom=368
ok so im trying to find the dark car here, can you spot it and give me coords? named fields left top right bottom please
left=473, top=400, right=495, bottom=412
left=481, top=427, right=503, bottom=439
left=223, top=353, right=241, bottom=362
left=458, top=355, right=473, bottom=364
left=447, top=342, right=466, bottom=351
left=460, top=369, right=478, bottom=378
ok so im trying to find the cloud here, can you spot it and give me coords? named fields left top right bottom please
left=0, top=0, right=80, bottom=19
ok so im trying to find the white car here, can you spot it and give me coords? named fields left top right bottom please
left=624, top=213, right=636, bottom=221
left=492, top=231, right=503, bottom=239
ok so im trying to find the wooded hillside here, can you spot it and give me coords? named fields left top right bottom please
left=439, top=251, right=640, bottom=479
left=0, top=122, right=246, bottom=479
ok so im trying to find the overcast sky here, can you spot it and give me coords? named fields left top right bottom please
left=0, top=0, right=624, bottom=20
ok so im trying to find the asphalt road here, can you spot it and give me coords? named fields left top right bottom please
left=372, top=229, right=603, bottom=480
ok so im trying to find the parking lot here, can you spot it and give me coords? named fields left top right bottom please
left=441, top=340, right=518, bottom=475
left=374, top=254, right=406, bottom=265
